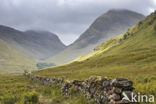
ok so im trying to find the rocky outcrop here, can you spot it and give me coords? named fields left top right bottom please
left=26, top=74, right=136, bottom=104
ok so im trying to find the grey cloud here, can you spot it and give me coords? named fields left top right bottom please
left=0, top=0, right=155, bottom=45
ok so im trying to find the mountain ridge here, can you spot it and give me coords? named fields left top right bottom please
left=0, top=25, right=66, bottom=73
left=0, top=38, right=37, bottom=74
left=0, top=25, right=66, bottom=61
left=75, top=10, right=156, bottom=62
left=47, top=9, right=145, bottom=65
left=34, top=11, right=156, bottom=81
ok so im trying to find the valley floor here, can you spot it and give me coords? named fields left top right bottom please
left=0, top=49, right=156, bottom=104
left=34, top=48, right=156, bottom=104
left=0, top=73, right=155, bottom=104
left=0, top=75, right=87, bottom=104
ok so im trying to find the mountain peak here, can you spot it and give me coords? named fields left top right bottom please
left=25, top=30, right=52, bottom=34
left=100, top=9, right=144, bottom=18
left=25, top=30, right=58, bottom=38
left=107, top=9, right=135, bottom=13
left=0, top=25, right=66, bottom=61
left=95, top=11, right=156, bottom=53
left=48, top=10, right=145, bottom=65
left=0, top=25, right=18, bottom=33
left=107, top=9, right=130, bottom=12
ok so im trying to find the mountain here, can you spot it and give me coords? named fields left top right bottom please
left=34, top=11, right=156, bottom=102
left=22, top=30, right=66, bottom=60
left=0, top=38, right=37, bottom=74
left=48, top=9, right=145, bottom=65
left=34, top=11, right=156, bottom=97
left=0, top=26, right=66, bottom=61
left=75, top=10, right=156, bottom=61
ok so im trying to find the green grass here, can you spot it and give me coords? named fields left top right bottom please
left=0, top=39, right=37, bottom=74
left=34, top=12, right=156, bottom=103
left=0, top=75, right=88, bottom=104
left=0, top=75, right=39, bottom=104
left=34, top=48, right=156, bottom=99
left=1, top=11, right=155, bottom=104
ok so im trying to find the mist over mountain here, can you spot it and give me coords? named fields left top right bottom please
left=0, top=0, right=156, bottom=102
left=0, top=25, right=66, bottom=61
left=48, top=9, right=145, bottom=65
left=0, top=38, right=37, bottom=74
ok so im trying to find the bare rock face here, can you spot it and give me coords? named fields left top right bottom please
left=26, top=73, right=135, bottom=104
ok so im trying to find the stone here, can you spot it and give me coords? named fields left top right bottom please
left=25, top=74, right=135, bottom=104
left=108, top=93, right=121, bottom=101
left=114, top=99, right=130, bottom=104
left=111, top=79, right=133, bottom=88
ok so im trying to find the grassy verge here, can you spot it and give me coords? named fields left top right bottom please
left=0, top=75, right=88, bottom=104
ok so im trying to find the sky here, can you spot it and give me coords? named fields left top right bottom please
left=0, top=0, right=156, bottom=45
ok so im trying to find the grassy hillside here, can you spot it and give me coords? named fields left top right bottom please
left=48, top=9, right=144, bottom=65
left=34, top=11, right=156, bottom=99
left=0, top=39, right=37, bottom=74
left=0, top=26, right=66, bottom=61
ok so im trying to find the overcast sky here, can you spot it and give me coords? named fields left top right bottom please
left=0, top=0, right=156, bottom=45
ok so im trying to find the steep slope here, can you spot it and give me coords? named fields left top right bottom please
left=0, top=38, right=37, bottom=74
left=48, top=9, right=145, bottom=65
left=0, top=26, right=66, bottom=61
left=34, top=11, right=156, bottom=99
left=35, top=11, right=156, bottom=80
left=75, top=11, right=156, bottom=61
left=22, top=30, right=66, bottom=60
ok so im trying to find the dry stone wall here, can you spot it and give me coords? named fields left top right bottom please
left=26, top=74, right=137, bottom=104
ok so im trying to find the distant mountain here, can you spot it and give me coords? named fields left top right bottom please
left=75, top=10, right=156, bottom=62
left=0, top=38, right=37, bottom=74
left=48, top=9, right=145, bottom=65
left=35, top=10, right=156, bottom=84
left=0, top=26, right=66, bottom=61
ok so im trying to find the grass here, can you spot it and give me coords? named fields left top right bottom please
left=0, top=75, right=88, bottom=104
left=0, top=75, right=39, bottom=104
left=33, top=12, right=156, bottom=104
left=34, top=48, right=156, bottom=99
left=0, top=39, right=37, bottom=74
left=1, top=10, right=156, bottom=104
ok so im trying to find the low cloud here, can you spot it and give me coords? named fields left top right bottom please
left=0, top=0, right=155, bottom=45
